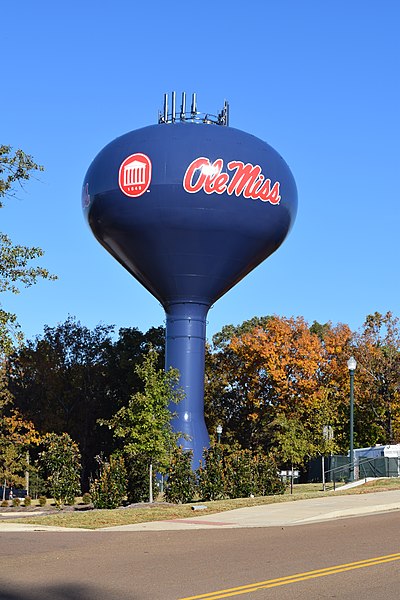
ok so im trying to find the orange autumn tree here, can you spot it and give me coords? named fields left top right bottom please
left=204, top=317, right=274, bottom=448
left=205, top=315, right=353, bottom=458
left=309, top=320, right=353, bottom=452
left=230, top=316, right=322, bottom=414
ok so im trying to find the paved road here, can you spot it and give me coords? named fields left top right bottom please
left=1, top=511, right=399, bottom=599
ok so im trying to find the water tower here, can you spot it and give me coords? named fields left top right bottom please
left=82, top=93, right=297, bottom=466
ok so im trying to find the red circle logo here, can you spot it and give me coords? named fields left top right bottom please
left=118, top=153, right=152, bottom=197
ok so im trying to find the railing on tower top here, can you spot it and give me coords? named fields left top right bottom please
left=158, top=92, right=229, bottom=126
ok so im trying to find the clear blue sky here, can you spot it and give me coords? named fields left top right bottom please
left=2, top=1, right=399, bottom=343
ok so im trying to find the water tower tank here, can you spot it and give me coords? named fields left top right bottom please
left=82, top=93, right=297, bottom=466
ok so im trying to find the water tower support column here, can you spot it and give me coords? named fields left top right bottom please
left=165, top=302, right=210, bottom=467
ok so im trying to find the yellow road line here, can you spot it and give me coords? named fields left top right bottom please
left=179, top=552, right=400, bottom=600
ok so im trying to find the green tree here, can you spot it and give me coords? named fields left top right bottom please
left=271, top=414, right=314, bottom=493
left=0, top=145, right=56, bottom=354
left=39, top=432, right=81, bottom=507
left=8, top=317, right=115, bottom=488
left=0, top=145, right=44, bottom=202
left=9, top=320, right=168, bottom=490
left=104, top=325, right=165, bottom=410
left=104, top=349, right=183, bottom=503
left=0, top=145, right=55, bottom=498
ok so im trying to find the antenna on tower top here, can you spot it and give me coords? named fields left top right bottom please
left=158, top=92, right=229, bottom=126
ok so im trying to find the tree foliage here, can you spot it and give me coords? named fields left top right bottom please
left=270, top=413, right=313, bottom=468
left=198, top=444, right=284, bottom=500
left=2, top=308, right=399, bottom=501
left=104, top=325, right=165, bottom=409
left=122, top=454, right=157, bottom=504
left=39, top=432, right=81, bottom=506
left=205, top=315, right=353, bottom=455
left=104, top=349, right=183, bottom=501
left=164, top=447, right=197, bottom=504
left=8, top=320, right=167, bottom=490
left=198, top=444, right=226, bottom=501
left=0, top=365, right=40, bottom=489
left=104, top=349, right=182, bottom=466
left=0, top=145, right=44, bottom=204
left=90, top=454, right=127, bottom=509
left=0, top=145, right=56, bottom=355
left=8, top=317, right=115, bottom=487
left=353, top=312, right=400, bottom=445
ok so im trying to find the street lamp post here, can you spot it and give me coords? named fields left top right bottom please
left=216, top=424, right=222, bottom=444
left=347, top=356, right=357, bottom=482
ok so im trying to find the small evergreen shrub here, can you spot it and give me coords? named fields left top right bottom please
left=1, top=500, right=8, bottom=507
left=198, top=445, right=227, bottom=500
left=23, top=496, right=32, bottom=507
left=124, top=455, right=157, bottom=504
left=225, top=449, right=256, bottom=499
left=39, top=433, right=81, bottom=507
left=90, top=454, right=127, bottom=509
left=28, top=470, right=47, bottom=499
left=38, top=496, right=47, bottom=507
left=164, top=447, right=196, bottom=504
left=198, top=445, right=285, bottom=501
left=254, top=453, right=286, bottom=496
left=12, top=497, right=21, bottom=507
left=82, top=492, right=92, bottom=505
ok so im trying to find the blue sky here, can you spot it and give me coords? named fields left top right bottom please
left=2, top=0, right=399, bottom=344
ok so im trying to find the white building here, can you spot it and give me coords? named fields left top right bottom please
left=353, top=444, right=400, bottom=461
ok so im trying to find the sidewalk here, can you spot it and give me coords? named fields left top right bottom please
left=100, top=489, right=400, bottom=531
left=2, top=489, right=399, bottom=532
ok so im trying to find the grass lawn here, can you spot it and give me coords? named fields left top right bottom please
left=3, top=478, right=400, bottom=530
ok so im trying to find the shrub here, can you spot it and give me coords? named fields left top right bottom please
left=124, top=455, right=157, bottom=504
left=12, top=497, right=21, bottom=507
left=254, top=453, right=286, bottom=496
left=225, top=449, right=256, bottom=499
left=198, top=445, right=285, bottom=501
left=39, top=433, right=81, bottom=507
left=198, top=445, right=227, bottom=500
left=90, top=455, right=127, bottom=509
left=82, top=492, right=92, bottom=505
left=23, top=496, right=32, bottom=507
left=28, top=469, right=47, bottom=499
left=1, top=500, right=8, bottom=507
left=164, top=447, right=196, bottom=504
left=38, top=496, right=47, bottom=507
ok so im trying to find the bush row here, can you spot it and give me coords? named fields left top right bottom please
left=88, top=445, right=285, bottom=507
left=166, top=445, right=285, bottom=503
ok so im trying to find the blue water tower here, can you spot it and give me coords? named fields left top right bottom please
left=82, top=92, right=297, bottom=466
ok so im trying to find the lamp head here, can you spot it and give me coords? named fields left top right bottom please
left=347, top=356, right=357, bottom=371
